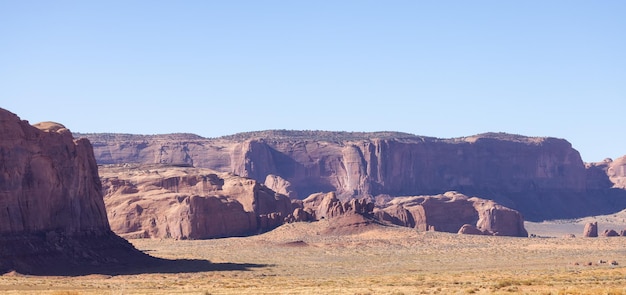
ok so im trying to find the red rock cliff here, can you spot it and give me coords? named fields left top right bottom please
left=78, top=131, right=621, bottom=220
left=100, top=164, right=293, bottom=239
left=0, top=111, right=109, bottom=233
left=0, top=108, right=153, bottom=275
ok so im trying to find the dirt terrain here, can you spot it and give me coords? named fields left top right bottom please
left=1, top=219, right=626, bottom=294
left=525, top=208, right=626, bottom=237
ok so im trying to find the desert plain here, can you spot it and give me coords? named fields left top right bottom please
left=1, top=219, right=626, bottom=295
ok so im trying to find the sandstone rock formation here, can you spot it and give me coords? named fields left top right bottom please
left=76, top=131, right=626, bottom=221
left=602, top=229, right=620, bottom=237
left=0, top=108, right=154, bottom=274
left=374, top=192, right=528, bottom=237
left=583, top=222, right=598, bottom=237
left=292, top=192, right=377, bottom=235
left=265, top=174, right=298, bottom=199
left=458, top=224, right=488, bottom=235
left=586, top=157, right=626, bottom=189
left=299, top=192, right=374, bottom=220
left=100, top=164, right=292, bottom=239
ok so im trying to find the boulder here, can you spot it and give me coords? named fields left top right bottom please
left=287, top=208, right=313, bottom=223
left=100, top=164, right=292, bottom=239
left=602, top=229, right=620, bottom=237
left=583, top=222, right=598, bottom=237
left=0, top=108, right=153, bottom=274
left=458, top=224, right=488, bottom=235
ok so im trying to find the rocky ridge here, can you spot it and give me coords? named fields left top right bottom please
left=100, top=164, right=292, bottom=239
left=100, top=164, right=527, bottom=238
left=76, top=131, right=626, bottom=221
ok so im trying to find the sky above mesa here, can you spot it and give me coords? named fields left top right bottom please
left=1, top=1, right=624, bottom=162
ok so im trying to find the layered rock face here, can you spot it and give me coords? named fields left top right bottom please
left=0, top=117, right=109, bottom=234
left=586, top=157, right=626, bottom=189
left=299, top=192, right=374, bottom=220
left=77, top=131, right=624, bottom=220
left=0, top=108, right=152, bottom=274
left=374, top=192, right=528, bottom=237
left=100, top=164, right=292, bottom=239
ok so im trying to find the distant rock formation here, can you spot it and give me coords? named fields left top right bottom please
left=375, top=192, right=528, bottom=237
left=100, top=164, right=292, bottom=239
left=458, top=224, right=488, bottom=235
left=76, top=131, right=626, bottom=221
left=299, top=192, right=374, bottom=220
left=0, top=108, right=153, bottom=274
left=583, top=222, right=598, bottom=237
left=586, top=157, right=626, bottom=189
left=602, top=229, right=620, bottom=237
left=265, top=174, right=298, bottom=199
left=100, top=161, right=527, bottom=238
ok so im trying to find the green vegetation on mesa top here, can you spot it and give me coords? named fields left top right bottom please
left=75, top=130, right=544, bottom=144
left=217, top=130, right=429, bottom=142
left=74, top=133, right=205, bottom=142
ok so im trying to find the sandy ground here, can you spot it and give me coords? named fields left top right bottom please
left=525, top=209, right=626, bottom=237
left=1, top=219, right=626, bottom=294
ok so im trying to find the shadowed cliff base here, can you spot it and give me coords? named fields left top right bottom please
left=0, top=231, right=268, bottom=276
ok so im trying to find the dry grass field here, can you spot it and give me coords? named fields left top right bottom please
left=1, top=219, right=626, bottom=295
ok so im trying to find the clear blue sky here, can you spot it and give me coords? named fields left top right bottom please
left=1, top=1, right=624, bottom=162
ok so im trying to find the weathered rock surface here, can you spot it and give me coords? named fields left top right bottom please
left=586, top=157, right=626, bottom=189
left=374, top=192, right=528, bottom=237
left=602, top=229, right=620, bottom=237
left=583, top=222, right=598, bottom=237
left=458, top=224, right=488, bottom=235
left=300, top=192, right=374, bottom=220
left=0, top=108, right=154, bottom=274
left=100, top=164, right=292, bottom=239
left=76, top=131, right=626, bottom=221
left=265, top=174, right=298, bottom=199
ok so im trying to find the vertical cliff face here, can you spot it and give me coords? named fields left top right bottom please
left=0, top=111, right=109, bottom=234
left=372, top=137, right=585, bottom=195
left=603, top=156, right=626, bottom=189
left=0, top=108, right=155, bottom=275
left=230, top=135, right=588, bottom=219
left=79, top=131, right=621, bottom=220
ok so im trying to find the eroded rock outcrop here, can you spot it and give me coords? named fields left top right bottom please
left=76, top=131, right=623, bottom=221
left=586, top=157, right=626, bottom=190
left=100, top=164, right=292, bottom=239
left=602, top=229, right=620, bottom=237
left=300, top=192, right=374, bottom=220
left=0, top=108, right=153, bottom=274
left=374, top=192, right=528, bottom=237
left=458, top=224, right=488, bottom=235
left=583, top=222, right=598, bottom=237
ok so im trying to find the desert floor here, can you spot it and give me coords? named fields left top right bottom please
left=1, top=219, right=626, bottom=295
